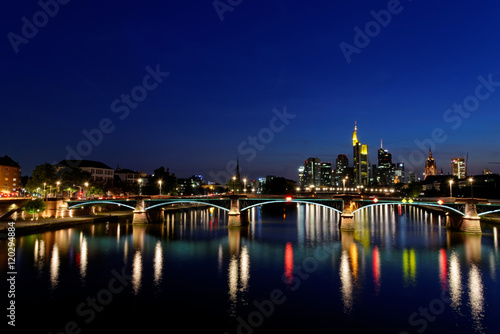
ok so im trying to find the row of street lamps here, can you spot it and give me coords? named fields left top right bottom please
left=449, top=177, right=474, bottom=198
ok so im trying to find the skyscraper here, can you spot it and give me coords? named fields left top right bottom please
left=352, top=122, right=369, bottom=185
left=377, top=140, right=394, bottom=185
left=320, top=162, right=332, bottom=187
left=335, top=154, right=349, bottom=186
left=303, top=157, right=321, bottom=187
left=424, top=148, right=437, bottom=179
left=451, top=157, right=466, bottom=179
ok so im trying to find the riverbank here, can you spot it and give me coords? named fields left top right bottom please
left=0, top=211, right=133, bottom=236
left=0, top=203, right=211, bottom=236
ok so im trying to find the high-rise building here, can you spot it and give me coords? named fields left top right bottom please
left=320, top=162, right=332, bottom=187
left=394, top=163, right=405, bottom=184
left=298, top=166, right=306, bottom=188
left=408, top=171, right=417, bottom=183
left=0, top=155, right=21, bottom=195
left=352, top=122, right=369, bottom=185
left=334, top=154, right=349, bottom=186
left=451, top=157, right=466, bottom=179
left=376, top=140, right=394, bottom=185
left=424, top=148, right=437, bottom=179
left=303, top=157, right=321, bottom=187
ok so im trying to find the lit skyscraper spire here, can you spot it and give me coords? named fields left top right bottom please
left=352, top=121, right=358, bottom=146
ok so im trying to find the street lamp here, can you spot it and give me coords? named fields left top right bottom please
left=84, top=182, right=89, bottom=198
left=243, top=178, right=247, bottom=192
left=56, top=181, right=60, bottom=196
left=138, top=178, right=143, bottom=196
left=343, top=177, right=347, bottom=194
left=158, top=180, right=162, bottom=196
left=232, top=176, right=236, bottom=194
left=43, top=183, right=46, bottom=198
left=469, top=177, right=474, bottom=198
left=449, top=180, right=453, bottom=198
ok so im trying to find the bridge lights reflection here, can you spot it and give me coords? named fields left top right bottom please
left=372, top=246, right=381, bottom=295
left=132, top=250, right=142, bottom=295
left=50, top=243, right=60, bottom=290
left=154, top=241, right=163, bottom=286
left=402, top=249, right=416, bottom=287
left=449, top=251, right=462, bottom=311
left=468, top=264, right=484, bottom=331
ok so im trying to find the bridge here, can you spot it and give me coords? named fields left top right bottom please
left=64, top=194, right=500, bottom=234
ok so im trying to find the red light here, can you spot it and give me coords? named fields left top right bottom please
left=373, top=197, right=379, bottom=203
left=285, top=196, right=292, bottom=202
left=438, top=200, right=443, bottom=205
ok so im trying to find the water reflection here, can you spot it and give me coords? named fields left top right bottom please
left=372, top=246, right=381, bottom=295
left=402, top=249, right=416, bottom=287
left=448, top=251, right=462, bottom=312
left=339, top=231, right=358, bottom=313
left=34, top=239, right=45, bottom=273
left=439, top=249, right=447, bottom=292
left=50, top=243, right=60, bottom=289
left=80, top=232, right=88, bottom=279
left=284, top=242, right=294, bottom=286
left=132, top=250, right=142, bottom=295
left=227, top=227, right=250, bottom=316
left=468, top=263, right=484, bottom=331
left=154, top=241, right=163, bottom=286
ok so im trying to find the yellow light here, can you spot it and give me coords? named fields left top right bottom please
left=408, top=199, right=413, bottom=204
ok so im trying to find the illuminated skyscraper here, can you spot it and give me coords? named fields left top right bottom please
left=352, top=122, right=369, bottom=185
left=424, top=148, right=437, bottom=179
left=451, top=157, right=466, bottom=179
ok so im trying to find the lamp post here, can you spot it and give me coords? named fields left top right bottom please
left=469, top=177, right=474, bottom=199
left=343, top=177, right=347, bottom=194
left=243, top=178, right=247, bottom=192
left=43, top=183, right=46, bottom=198
left=84, top=182, right=89, bottom=199
left=449, top=180, right=453, bottom=198
left=56, top=181, right=60, bottom=197
left=138, top=178, right=143, bottom=196
left=232, top=176, right=236, bottom=194
left=158, top=180, right=162, bottom=196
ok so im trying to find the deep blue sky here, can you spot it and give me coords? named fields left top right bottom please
left=2, top=0, right=500, bottom=182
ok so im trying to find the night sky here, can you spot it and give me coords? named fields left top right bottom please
left=2, top=0, right=500, bottom=182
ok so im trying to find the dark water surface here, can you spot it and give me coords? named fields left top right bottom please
left=2, top=205, right=499, bottom=333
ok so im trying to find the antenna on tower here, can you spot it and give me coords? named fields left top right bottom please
left=466, top=152, right=468, bottom=176
left=380, top=139, right=383, bottom=149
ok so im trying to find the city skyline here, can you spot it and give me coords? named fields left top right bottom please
left=2, top=1, right=500, bottom=181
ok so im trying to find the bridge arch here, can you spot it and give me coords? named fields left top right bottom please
left=351, top=202, right=465, bottom=216
left=241, top=200, right=343, bottom=214
left=478, top=208, right=500, bottom=217
left=67, top=201, right=136, bottom=210
left=145, top=200, right=230, bottom=212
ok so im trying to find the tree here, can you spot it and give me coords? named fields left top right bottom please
left=151, top=167, right=178, bottom=195
left=23, top=198, right=47, bottom=220
left=262, top=177, right=297, bottom=195
left=25, top=163, right=57, bottom=193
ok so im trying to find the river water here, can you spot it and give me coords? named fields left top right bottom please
left=1, top=204, right=499, bottom=333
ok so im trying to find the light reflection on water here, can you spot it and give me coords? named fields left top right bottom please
left=1, top=205, right=499, bottom=333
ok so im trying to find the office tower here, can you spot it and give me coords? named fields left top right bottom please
left=335, top=154, right=349, bottom=186
left=320, top=162, right=332, bottom=186
left=451, top=157, right=466, bottom=179
left=394, top=163, right=405, bottom=184
left=377, top=140, right=394, bottom=185
left=303, top=157, right=322, bottom=187
left=352, top=122, right=369, bottom=185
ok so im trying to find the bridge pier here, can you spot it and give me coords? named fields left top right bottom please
left=445, top=200, right=482, bottom=234
left=461, top=201, right=481, bottom=234
left=228, top=195, right=249, bottom=227
left=339, top=197, right=356, bottom=231
left=132, top=197, right=149, bottom=224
